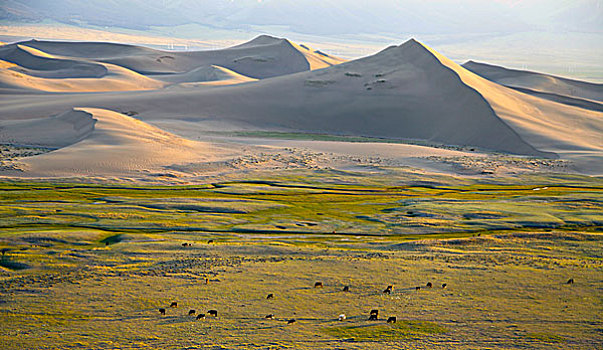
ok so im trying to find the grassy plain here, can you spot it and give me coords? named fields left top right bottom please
left=0, top=169, right=601, bottom=349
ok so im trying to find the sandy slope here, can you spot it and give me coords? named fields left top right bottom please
left=0, top=44, right=164, bottom=92
left=463, top=60, right=603, bottom=108
left=152, top=65, right=256, bottom=86
left=0, top=38, right=600, bottom=176
left=16, top=35, right=344, bottom=78
left=2, top=108, right=234, bottom=176
left=0, top=35, right=343, bottom=92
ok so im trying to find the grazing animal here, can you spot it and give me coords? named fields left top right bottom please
left=370, top=309, right=379, bottom=318
left=265, top=314, right=275, bottom=319
left=159, top=308, right=166, bottom=315
left=207, top=239, right=214, bottom=244
left=196, top=313, right=205, bottom=320
left=287, top=319, right=296, bottom=324
left=442, top=283, right=447, bottom=289
left=416, top=286, right=421, bottom=291
left=426, top=282, right=433, bottom=288
left=266, top=293, right=274, bottom=299
left=188, top=310, right=196, bottom=316
left=338, top=314, right=346, bottom=321
left=567, top=278, right=574, bottom=284
left=387, top=316, right=397, bottom=323
left=314, top=282, right=323, bottom=288
left=208, top=310, right=218, bottom=317
left=383, top=285, right=393, bottom=294
left=182, top=243, right=189, bottom=247
left=343, top=285, right=350, bottom=292
left=170, top=302, right=178, bottom=308
left=369, top=314, right=378, bottom=321
left=205, top=277, right=209, bottom=284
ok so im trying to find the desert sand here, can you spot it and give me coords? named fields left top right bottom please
left=1, top=36, right=601, bottom=179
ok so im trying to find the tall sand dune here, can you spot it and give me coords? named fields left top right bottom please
left=15, top=35, right=344, bottom=79
left=0, top=38, right=600, bottom=173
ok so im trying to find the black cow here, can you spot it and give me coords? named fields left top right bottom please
left=208, top=310, right=218, bottom=317
left=196, top=313, right=205, bottom=320
left=188, top=310, right=196, bottom=316
left=266, top=293, right=274, bottom=299
left=170, top=302, right=178, bottom=308
left=314, top=282, right=323, bottom=288
left=387, top=316, right=397, bottom=323
left=159, top=308, right=166, bottom=315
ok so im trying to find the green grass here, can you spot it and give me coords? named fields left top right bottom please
left=526, top=332, right=567, bottom=343
left=0, top=173, right=600, bottom=239
left=323, top=321, right=448, bottom=341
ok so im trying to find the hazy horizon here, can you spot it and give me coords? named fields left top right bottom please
left=1, top=0, right=602, bottom=80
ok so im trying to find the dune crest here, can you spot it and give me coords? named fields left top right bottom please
left=7, top=108, right=233, bottom=177
left=0, top=109, right=96, bottom=148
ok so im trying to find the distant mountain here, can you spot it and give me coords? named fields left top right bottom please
left=2, top=0, right=600, bottom=35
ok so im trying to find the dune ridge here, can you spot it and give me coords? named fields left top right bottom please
left=463, top=60, right=603, bottom=106
left=0, top=35, right=344, bottom=92
left=4, top=108, right=233, bottom=176
left=0, top=36, right=601, bottom=176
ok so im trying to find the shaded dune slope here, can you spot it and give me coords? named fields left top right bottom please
left=0, top=38, right=600, bottom=164
left=463, top=60, right=603, bottom=110
left=0, top=44, right=164, bottom=92
left=1, top=108, right=231, bottom=176
left=16, top=35, right=344, bottom=79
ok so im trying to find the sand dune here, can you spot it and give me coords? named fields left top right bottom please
left=152, top=65, right=256, bottom=86
left=0, top=109, right=96, bottom=148
left=463, top=61, right=603, bottom=108
left=0, top=37, right=601, bottom=176
left=0, top=44, right=164, bottom=92
left=17, top=35, right=344, bottom=79
left=3, top=108, right=234, bottom=177
left=0, top=35, right=342, bottom=92
left=0, top=44, right=108, bottom=78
